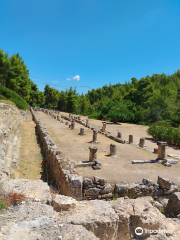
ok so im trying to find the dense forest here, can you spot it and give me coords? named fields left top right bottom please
left=0, top=49, right=180, bottom=128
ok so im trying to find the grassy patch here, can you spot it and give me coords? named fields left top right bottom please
left=0, top=86, right=28, bottom=110
left=0, top=200, right=7, bottom=210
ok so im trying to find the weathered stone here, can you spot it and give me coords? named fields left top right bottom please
left=83, top=178, right=95, bottom=189
left=165, top=192, right=180, bottom=217
left=92, top=161, right=102, bottom=170
left=153, top=201, right=164, bottom=212
left=79, top=128, right=85, bottom=135
left=99, top=193, right=113, bottom=199
left=68, top=174, right=83, bottom=200
left=157, top=176, right=172, bottom=190
left=93, top=176, right=106, bottom=186
left=115, top=183, right=155, bottom=198
left=84, top=187, right=101, bottom=199
left=52, top=194, right=77, bottom=211
left=139, top=138, right=145, bottom=148
left=89, top=146, right=97, bottom=161
left=117, top=131, right=122, bottom=138
left=92, top=129, right=98, bottom=143
left=129, top=134, right=133, bottom=144
left=70, top=120, right=75, bottom=130
left=0, top=179, right=52, bottom=203
left=157, top=141, right=167, bottom=159
left=101, top=121, right=106, bottom=132
left=154, top=147, right=158, bottom=154
left=100, top=183, right=113, bottom=194
left=109, top=144, right=117, bottom=156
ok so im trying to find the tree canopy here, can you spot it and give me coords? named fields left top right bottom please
left=0, top=48, right=180, bottom=128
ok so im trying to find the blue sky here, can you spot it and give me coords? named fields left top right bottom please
left=1, top=0, right=180, bottom=93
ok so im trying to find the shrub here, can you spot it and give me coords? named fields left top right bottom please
left=0, top=85, right=28, bottom=110
left=148, top=122, right=180, bottom=146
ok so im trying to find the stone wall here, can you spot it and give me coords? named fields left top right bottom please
left=31, top=108, right=83, bottom=200
left=0, top=103, right=22, bottom=180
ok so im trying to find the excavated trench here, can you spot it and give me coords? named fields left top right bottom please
left=13, top=111, right=43, bottom=180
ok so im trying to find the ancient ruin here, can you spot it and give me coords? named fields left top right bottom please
left=0, top=104, right=180, bottom=240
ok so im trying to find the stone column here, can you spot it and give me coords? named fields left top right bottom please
left=117, top=131, right=122, bottom=138
left=110, top=144, right=117, bottom=156
left=92, top=129, right=98, bottom=143
left=70, top=120, right=75, bottom=130
left=129, top=135, right=133, bottom=144
left=89, top=146, right=97, bottom=161
left=157, top=141, right=167, bottom=159
left=86, top=118, right=89, bottom=127
left=101, top=122, right=106, bottom=132
left=139, top=138, right=145, bottom=148
left=79, top=128, right=85, bottom=136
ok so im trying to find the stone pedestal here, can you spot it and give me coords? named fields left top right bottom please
left=89, top=146, right=97, bottom=161
left=139, top=138, right=145, bottom=148
left=70, top=120, right=75, bottom=130
left=79, top=128, right=85, bottom=136
left=129, top=135, right=133, bottom=144
left=92, top=130, right=98, bottom=143
left=101, top=122, right=106, bottom=132
left=157, top=141, right=167, bottom=159
left=110, top=144, right=117, bottom=156
left=117, top=132, right=122, bottom=138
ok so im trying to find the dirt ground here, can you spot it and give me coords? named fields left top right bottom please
left=14, top=113, right=42, bottom=179
left=36, top=112, right=180, bottom=184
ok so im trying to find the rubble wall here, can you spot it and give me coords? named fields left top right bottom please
left=0, top=103, right=22, bottom=179
left=31, top=108, right=83, bottom=200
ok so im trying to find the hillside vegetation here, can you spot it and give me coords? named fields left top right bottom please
left=0, top=85, right=28, bottom=110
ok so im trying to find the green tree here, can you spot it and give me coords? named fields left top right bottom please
left=7, top=54, right=31, bottom=101
left=0, top=49, right=10, bottom=86
left=44, top=85, right=59, bottom=109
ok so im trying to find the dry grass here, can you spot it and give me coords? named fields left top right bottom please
left=0, top=192, right=26, bottom=210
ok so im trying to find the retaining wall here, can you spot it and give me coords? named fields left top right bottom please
left=0, top=103, right=22, bottom=179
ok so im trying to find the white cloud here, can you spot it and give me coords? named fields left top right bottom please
left=66, top=74, right=80, bottom=81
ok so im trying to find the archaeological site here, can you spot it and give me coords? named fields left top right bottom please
left=1, top=2, right=180, bottom=239
left=0, top=102, right=180, bottom=240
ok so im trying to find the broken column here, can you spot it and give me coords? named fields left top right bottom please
left=86, top=118, right=89, bottom=127
left=92, top=129, right=98, bottom=143
left=139, top=138, right=145, bottom=148
left=110, top=144, right=117, bottom=156
left=101, top=122, right=106, bottom=132
left=70, top=120, right=75, bottom=130
left=157, top=141, right=167, bottom=159
left=129, top=135, right=133, bottom=144
left=117, top=131, right=122, bottom=138
left=79, top=128, right=85, bottom=136
left=89, top=146, right=97, bottom=161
